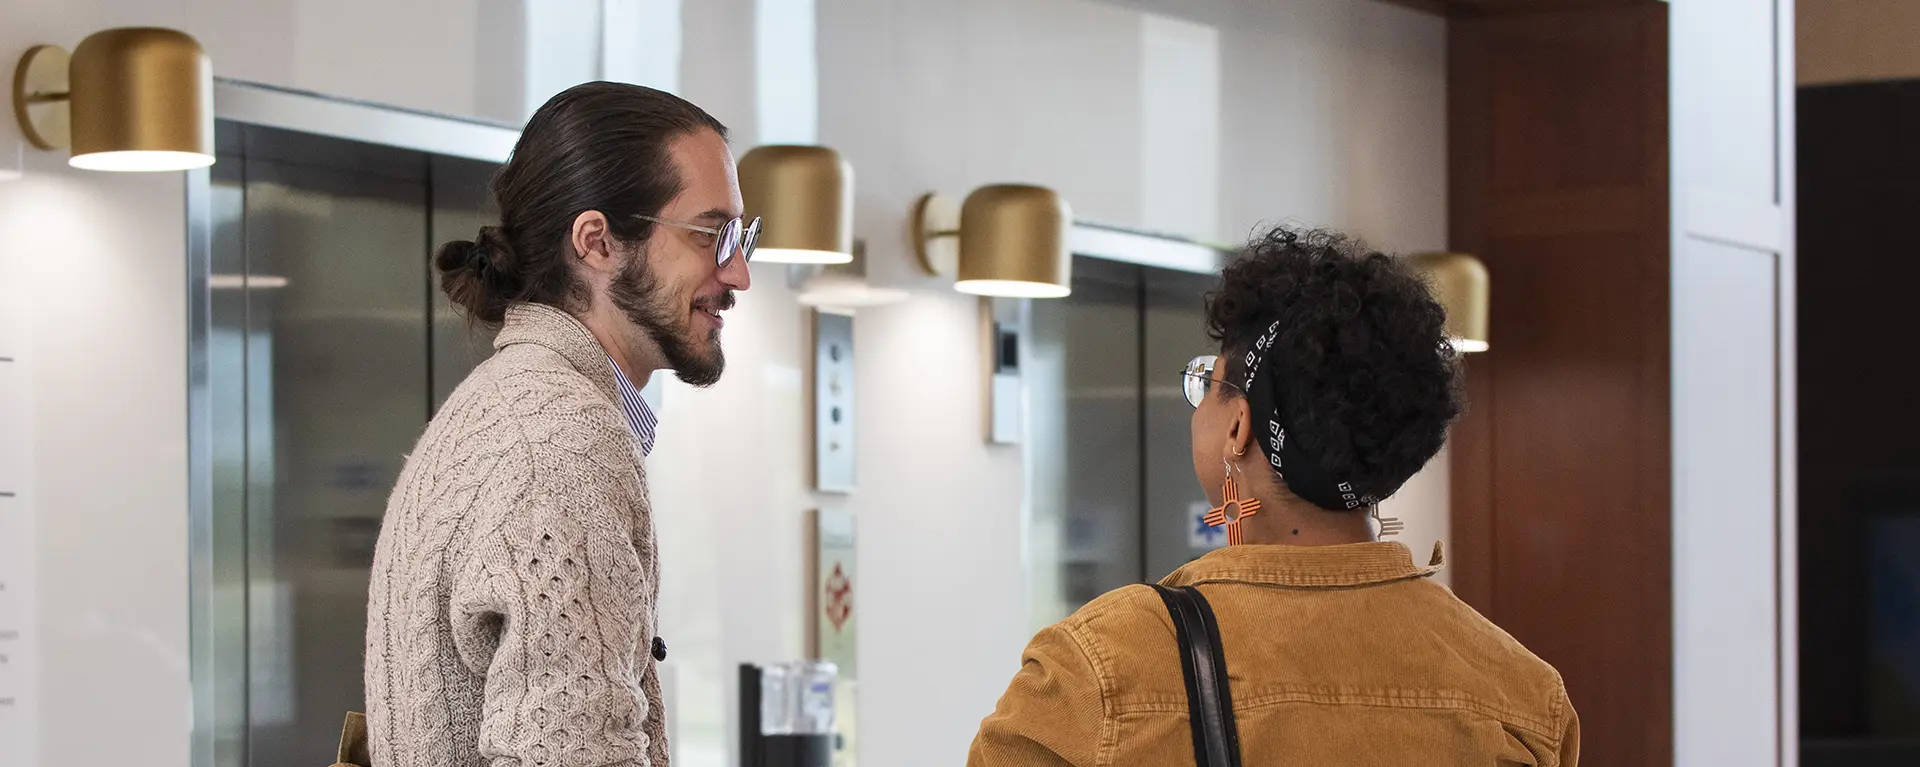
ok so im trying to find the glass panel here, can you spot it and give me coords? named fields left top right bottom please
left=237, top=126, right=429, bottom=767
left=1027, top=258, right=1144, bottom=624
left=199, top=121, right=502, bottom=767
left=1142, top=267, right=1223, bottom=580
left=1027, top=260, right=1221, bottom=622
left=205, top=121, right=251, bottom=767
left=429, top=155, right=499, bottom=411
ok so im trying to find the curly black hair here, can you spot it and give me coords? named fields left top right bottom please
left=1206, top=226, right=1462, bottom=506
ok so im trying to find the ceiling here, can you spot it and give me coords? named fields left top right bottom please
left=1376, top=0, right=1660, bottom=16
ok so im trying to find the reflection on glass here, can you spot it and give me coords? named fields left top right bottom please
left=203, top=123, right=498, bottom=767
left=1027, top=258, right=1219, bottom=627
left=205, top=121, right=249, bottom=767
left=1028, top=259, right=1142, bottom=626
left=1143, top=269, right=1220, bottom=580
left=430, top=155, right=498, bottom=409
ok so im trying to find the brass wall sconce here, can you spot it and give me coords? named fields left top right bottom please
left=1406, top=251, right=1490, bottom=353
left=12, top=27, right=214, bottom=172
left=912, top=184, right=1072, bottom=299
left=739, top=144, right=854, bottom=264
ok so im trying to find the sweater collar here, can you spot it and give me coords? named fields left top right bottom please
left=494, top=303, right=620, bottom=405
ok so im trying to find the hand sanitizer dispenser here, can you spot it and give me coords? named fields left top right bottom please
left=740, top=661, right=839, bottom=767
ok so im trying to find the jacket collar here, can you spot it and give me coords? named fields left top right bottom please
left=1161, top=541, right=1445, bottom=590
left=494, top=302, right=620, bottom=404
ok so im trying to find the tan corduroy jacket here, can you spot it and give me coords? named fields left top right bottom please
left=968, top=542, right=1579, bottom=767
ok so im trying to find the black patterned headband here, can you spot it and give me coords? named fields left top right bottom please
left=1241, top=319, right=1391, bottom=511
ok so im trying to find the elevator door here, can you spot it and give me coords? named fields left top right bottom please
left=204, top=122, right=497, bottom=767
left=1026, top=256, right=1220, bottom=626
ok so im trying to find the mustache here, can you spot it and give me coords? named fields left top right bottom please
left=693, top=291, right=736, bottom=312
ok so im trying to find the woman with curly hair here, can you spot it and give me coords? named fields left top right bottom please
left=967, top=226, right=1578, bottom=766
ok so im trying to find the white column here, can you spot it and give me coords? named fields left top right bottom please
left=602, top=0, right=684, bottom=94
left=473, top=0, right=533, bottom=124
left=754, top=0, right=819, bottom=145
left=473, top=0, right=615, bottom=125
left=1137, top=12, right=1221, bottom=241
left=1670, top=1, right=1796, bottom=765
left=523, top=0, right=607, bottom=119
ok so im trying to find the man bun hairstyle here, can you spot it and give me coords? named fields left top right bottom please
left=436, top=81, right=729, bottom=326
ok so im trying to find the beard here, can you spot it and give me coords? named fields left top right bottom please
left=608, top=250, right=734, bottom=388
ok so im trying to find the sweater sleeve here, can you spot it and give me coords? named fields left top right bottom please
left=452, top=487, right=655, bottom=767
left=640, top=652, right=669, bottom=766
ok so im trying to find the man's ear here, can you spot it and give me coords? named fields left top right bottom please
left=570, top=210, right=617, bottom=272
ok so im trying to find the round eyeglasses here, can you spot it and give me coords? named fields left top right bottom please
left=1181, top=354, right=1245, bottom=408
left=633, top=213, right=762, bottom=268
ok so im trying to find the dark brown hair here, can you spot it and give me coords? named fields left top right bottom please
left=437, top=81, right=729, bottom=325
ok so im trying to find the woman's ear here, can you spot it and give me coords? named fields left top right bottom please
left=1225, top=395, right=1255, bottom=459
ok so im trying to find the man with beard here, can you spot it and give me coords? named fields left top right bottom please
left=364, top=82, right=750, bottom=767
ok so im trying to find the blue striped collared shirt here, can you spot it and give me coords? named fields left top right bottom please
left=608, top=356, right=658, bottom=457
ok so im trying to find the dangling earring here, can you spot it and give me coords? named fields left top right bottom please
left=1369, top=505, right=1404, bottom=538
left=1205, top=458, right=1262, bottom=546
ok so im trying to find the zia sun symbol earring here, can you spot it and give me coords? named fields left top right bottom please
left=1204, top=459, right=1262, bottom=545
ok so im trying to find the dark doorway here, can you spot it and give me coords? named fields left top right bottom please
left=1798, top=79, right=1920, bottom=767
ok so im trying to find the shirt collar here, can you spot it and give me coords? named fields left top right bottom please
left=607, top=356, right=658, bottom=457
left=1160, top=541, right=1445, bottom=590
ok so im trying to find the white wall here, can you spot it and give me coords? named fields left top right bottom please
left=1670, top=1, right=1796, bottom=765
left=0, top=1, right=1446, bottom=765
left=2, top=6, right=226, bottom=767
left=0, top=138, right=42, bottom=767
left=0, top=121, right=193, bottom=767
left=0, top=3, right=523, bottom=766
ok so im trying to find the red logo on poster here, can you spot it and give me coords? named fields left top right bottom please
left=824, top=563, right=852, bottom=632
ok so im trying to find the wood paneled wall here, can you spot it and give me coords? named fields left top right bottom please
left=1446, top=4, right=1672, bottom=765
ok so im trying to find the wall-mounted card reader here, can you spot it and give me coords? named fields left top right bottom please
left=987, top=297, right=1025, bottom=445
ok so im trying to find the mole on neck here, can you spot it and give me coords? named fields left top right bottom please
left=1232, top=466, right=1376, bottom=546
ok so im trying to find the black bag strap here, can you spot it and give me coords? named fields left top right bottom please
left=1150, top=584, right=1243, bottom=767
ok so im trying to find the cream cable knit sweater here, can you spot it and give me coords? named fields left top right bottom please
left=366, top=303, right=667, bottom=767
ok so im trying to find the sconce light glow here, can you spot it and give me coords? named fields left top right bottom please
left=797, top=283, right=910, bottom=310
left=0, top=144, right=21, bottom=181
left=209, top=274, right=289, bottom=290
left=953, top=279, right=1071, bottom=299
left=789, top=241, right=909, bottom=310
left=70, top=149, right=214, bottom=172
left=754, top=247, right=853, bottom=265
